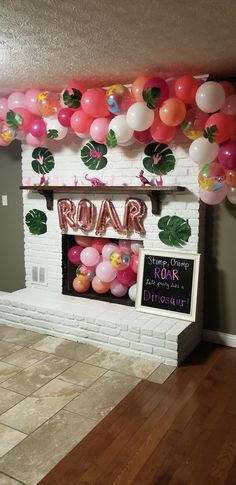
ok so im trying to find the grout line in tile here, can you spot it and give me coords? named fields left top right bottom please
left=62, top=407, right=100, bottom=423
left=0, top=471, right=27, bottom=485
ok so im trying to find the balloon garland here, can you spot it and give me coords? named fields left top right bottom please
left=1, top=76, right=236, bottom=205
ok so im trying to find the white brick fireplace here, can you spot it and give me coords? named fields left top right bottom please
left=0, top=132, right=203, bottom=366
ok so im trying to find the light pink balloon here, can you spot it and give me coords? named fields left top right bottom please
left=90, top=117, right=110, bottom=143
left=118, top=240, right=132, bottom=253
left=25, top=132, right=44, bottom=147
left=199, top=186, right=227, bottom=205
left=80, top=247, right=100, bottom=267
left=102, top=243, right=119, bottom=260
left=24, top=89, right=41, bottom=115
left=221, top=95, right=236, bottom=119
left=8, top=92, right=25, bottom=110
left=96, top=261, right=117, bottom=283
left=131, top=241, right=143, bottom=254
left=110, top=278, right=128, bottom=297
left=0, top=98, right=8, bottom=120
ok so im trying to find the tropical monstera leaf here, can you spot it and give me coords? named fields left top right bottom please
left=81, top=140, right=108, bottom=170
left=158, top=215, right=191, bottom=247
left=31, top=147, right=55, bottom=175
left=63, top=88, right=82, bottom=109
left=25, top=209, right=47, bottom=235
left=143, top=142, right=175, bottom=175
left=6, top=110, right=22, bottom=130
left=106, top=129, right=117, bottom=148
left=143, top=87, right=160, bottom=110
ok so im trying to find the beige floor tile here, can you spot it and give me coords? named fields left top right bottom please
left=0, top=424, right=26, bottom=458
left=0, top=473, right=22, bottom=485
left=0, top=342, right=22, bottom=360
left=31, top=335, right=97, bottom=362
left=148, top=363, right=176, bottom=384
left=1, top=355, right=75, bottom=396
left=58, top=361, right=107, bottom=387
left=65, top=370, right=139, bottom=421
left=2, top=347, right=48, bottom=369
left=0, top=363, right=21, bottom=385
left=0, top=410, right=96, bottom=485
left=0, top=388, right=24, bottom=415
left=0, top=378, right=83, bottom=434
left=0, top=327, right=45, bottom=347
left=85, top=348, right=160, bottom=379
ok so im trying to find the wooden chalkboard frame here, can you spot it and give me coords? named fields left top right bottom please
left=136, top=249, right=200, bottom=321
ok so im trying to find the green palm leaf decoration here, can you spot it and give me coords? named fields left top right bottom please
left=31, top=147, right=55, bottom=175
left=63, top=88, right=82, bottom=109
left=25, top=209, right=47, bottom=235
left=142, top=87, right=160, bottom=110
left=47, top=129, right=58, bottom=139
left=143, top=142, right=175, bottom=175
left=158, top=215, right=191, bottom=247
left=203, top=125, right=218, bottom=143
left=6, top=110, right=22, bottom=130
left=106, top=129, right=117, bottom=148
left=81, top=140, right=108, bottom=170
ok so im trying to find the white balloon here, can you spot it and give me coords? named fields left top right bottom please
left=75, top=131, right=90, bottom=139
left=128, top=283, right=137, bottom=302
left=195, top=81, right=225, bottom=113
left=109, top=115, right=133, bottom=143
left=227, top=186, right=236, bottom=205
left=46, top=118, right=68, bottom=140
left=118, top=136, right=135, bottom=146
left=189, top=137, right=219, bottom=164
left=126, top=102, right=154, bottom=131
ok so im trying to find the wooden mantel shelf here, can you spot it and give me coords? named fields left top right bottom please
left=20, top=185, right=187, bottom=215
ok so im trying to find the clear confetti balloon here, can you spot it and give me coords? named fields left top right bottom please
left=198, top=162, right=226, bottom=191
left=182, top=108, right=208, bottom=140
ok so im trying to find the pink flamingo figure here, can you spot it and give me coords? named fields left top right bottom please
left=74, top=176, right=79, bottom=186
left=155, top=174, right=164, bottom=187
left=136, top=170, right=152, bottom=186
left=39, top=174, right=48, bottom=186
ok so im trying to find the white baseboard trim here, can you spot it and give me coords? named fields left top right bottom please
left=202, top=329, right=236, bottom=348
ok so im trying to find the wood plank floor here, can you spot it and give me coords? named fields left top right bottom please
left=39, top=343, right=236, bottom=485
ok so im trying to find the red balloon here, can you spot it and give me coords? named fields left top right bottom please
left=70, top=109, right=93, bottom=133
left=67, top=246, right=83, bottom=265
left=218, top=142, right=236, bottom=170
left=175, top=75, right=199, bottom=105
left=151, top=113, right=176, bottom=142
left=81, top=88, right=109, bottom=118
left=134, top=128, right=153, bottom=144
left=143, top=77, right=169, bottom=108
left=219, top=81, right=235, bottom=97
left=65, top=82, right=87, bottom=96
left=116, top=266, right=137, bottom=286
left=14, top=108, right=36, bottom=131
left=58, top=108, right=73, bottom=127
left=205, top=113, right=233, bottom=143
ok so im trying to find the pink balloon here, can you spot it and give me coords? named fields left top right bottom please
left=90, top=117, right=110, bottom=143
left=91, top=237, right=110, bottom=253
left=81, top=89, right=109, bottom=118
left=134, top=128, right=153, bottom=144
left=80, top=247, right=100, bottom=267
left=70, top=109, right=93, bottom=133
left=131, top=241, right=143, bottom=254
left=96, top=261, right=117, bottom=283
left=0, top=98, right=8, bottom=120
left=151, top=113, right=176, bottom=143
left=166, top=78, right=176, bottom=98
left=58, top=108, right=73, bottom=127
left=116, top=266, right=137, bottom=286
left=0, top=137, right=11, bottom=146
left=102, top=243, right=119, bottom=260
left=29, top=118, right=46, bottom=138
left=221, top=95, right=236, bottom=119
left=199, top=186, right=227, bottom=205
left=68, top=246, right=83, bottom=265
left=14, top=108, right=36, bottom=131
left=218, top=141, right=236, bottom=170
left=24, top=89, right=41, bottom=115
left=118, top=240, right=132, bottom=253
left=131, top=254, right=139, bottom=273
left=25, top=132, right=44, bottom=147
left=110, top=278, right=128, bottom=297
left=8, top=92, right=25, bottom=110
left=74, top=236, right=92, bottom=247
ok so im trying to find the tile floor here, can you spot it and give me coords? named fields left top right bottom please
left=0, top=324, right=175, bottom=485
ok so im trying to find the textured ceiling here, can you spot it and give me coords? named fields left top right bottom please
left=0, top=0, right=235, bottom=95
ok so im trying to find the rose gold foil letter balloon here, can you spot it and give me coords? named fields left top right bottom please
left=57, top=199, right=77, bottom=233
left=96, top=199, right=123, bottom=235
left=77, top=199, right=97, bottom=231
left=123, top=198, right=146, bottom=234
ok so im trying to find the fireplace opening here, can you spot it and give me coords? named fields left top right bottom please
left=62, top=235, right=143, bottom=306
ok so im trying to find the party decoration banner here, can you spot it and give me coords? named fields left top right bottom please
left=25, top=208, right=47, bottom=235
left=158, top=215, right=191, bottom=247
left=136, top=249, right=200, bottom=321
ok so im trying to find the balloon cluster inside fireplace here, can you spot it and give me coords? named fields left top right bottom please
left=67, top=236, right=143, bottom=301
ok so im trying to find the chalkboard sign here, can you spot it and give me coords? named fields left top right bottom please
left=136, top=249, right=200, bottom=321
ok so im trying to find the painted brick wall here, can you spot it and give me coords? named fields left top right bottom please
left=21, top=131, right=200, bottom=293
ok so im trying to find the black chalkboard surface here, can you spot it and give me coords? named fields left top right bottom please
left=136, top=249, right=200, bottom=321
